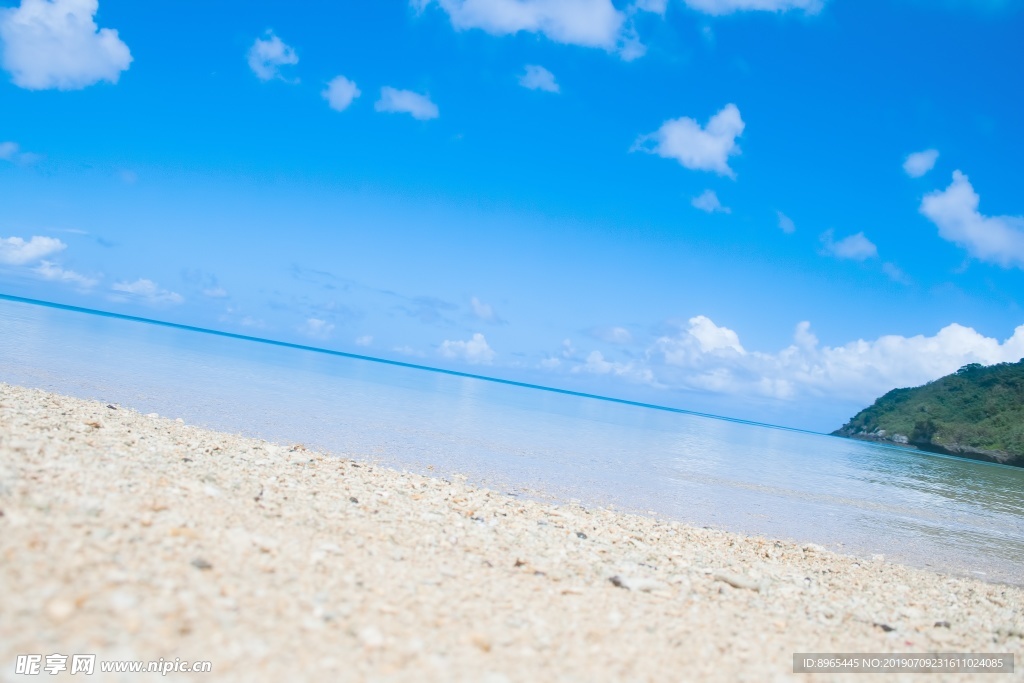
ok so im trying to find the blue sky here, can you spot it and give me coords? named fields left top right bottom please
left=1, top=0, right=1023, bottom=430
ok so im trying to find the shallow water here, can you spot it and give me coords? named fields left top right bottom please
left=2, top=295, right=1023, bottom=584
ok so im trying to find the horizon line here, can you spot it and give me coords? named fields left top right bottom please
left=0, top=292, right=821, bottom=436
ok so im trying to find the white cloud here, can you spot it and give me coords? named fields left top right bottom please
left=792, top=319, right=817, bottom=350
left=0, top=235, right=66, bottom=265
left=571, top=350, right=655, bottom=385
left=33, top=260, right=96, bottom=288
left=470, top=296, right=500, bottom=322
left=322, top=75, right=361, bottom=111
left=903, top=148, right=939, bottom=178
left=111, top=278, right=183, bottom=305
left=667, top=314, right=745, bottom=357
left=355, top=335, right=373, bottom=347
left=247, top=31, right=298, bottom=82
left=882, top=262, right=911, bottom=285
left=519, top=64, right=559, bottom=92
left=920, top=170, right=1024, bottom=269
left=545, top=315, right=1024, bottom=408
left=777, top=211, right=795, bottom=234
left=633, top=0, right=669, bottom=13
left=617, top=29, right=647, bottom=61
left=0, top=0, right=132, bottom=90
left=202, top=286, right=228, bottom=298
left=375, top=86, right=439, bottom=120
left=393, top=344, right=427, bottom=358
left=300, top=317, right=334, bottom=339
left=593, top=326, right=634, bottom=345
left=632, top=104, right=744, bottom=178
left=439, top=332, right=496, bottom=364
left=580, top=350, right=613, bottom=372
left=691, top=189, right=730, bottom=214
left=820, top=229, right=878, bottom=261
left=643, top=316, right=1024, bottom=404
left=0, top=141, right=39, bottom=165
left=415, top=0, right=628, bottom=53
left=609, top=327, right=633, bottom=344
left=681, top=0, right=823, bottom=15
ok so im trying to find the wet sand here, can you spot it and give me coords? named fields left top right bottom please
left=1, top=383, right=1021, bottom=681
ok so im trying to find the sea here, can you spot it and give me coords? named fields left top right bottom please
left=2, top=294, right=1023, bottom=585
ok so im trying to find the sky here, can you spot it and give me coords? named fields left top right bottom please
left=1, top=0, right=1023, bottom=431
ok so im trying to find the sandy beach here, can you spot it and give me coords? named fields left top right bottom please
left=1, top=382, right=1021, bottom=681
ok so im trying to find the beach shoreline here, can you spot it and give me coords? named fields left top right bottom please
left=1, top=383, right=1021, bottom=681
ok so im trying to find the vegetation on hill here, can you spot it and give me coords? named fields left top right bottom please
left=832, top=359, right=1024, bottom=467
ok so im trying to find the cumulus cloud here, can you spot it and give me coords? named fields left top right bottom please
left=903, top=149, right=939, bottom=178
left=882, top=262, right=911, bottom=285
left=375, top=87, right=439, bottom=120
left=592, top=326, right=634, bottom=345
left=0, top=0, right=132, bottom=90
left=415, top=0, right=628, bottom=53
left=820, top=229, right=878, bottom=261
left=632, top=104, right=744, bottom=178
left=617, top=27, right=647, bottom=61
left=111, top=278, right=183, bottom=305
left=355, top=335, right=373, bottom=347
left=0, top=140, right=42, bottom=165
left=470, top=296, right=501, bottom=322
left=578, top=351, right=612, bottom=373
left=681, top=0, right=823, bottom=14
left=322, top=75, right=361, bottom=111
left=691, top=189, right=730, bottom=214
left=33, top=260, right=96, bottom=288
left=519, top=64, right=559, bottom=92
left=633, top=0, right=669, bottom=13
left=439, top=332, right=495, bottom=364
left=919, top=170, right=1024, bottom=269
left=642, top=316, right=1024, bottom=404
left=202, top=286, right=228, bottom=298
left=300, top=318, right=335, bottom=339
left=664, top=314, right=746, bottom=358
left=777, top=211, right=795, bottom=234
left=567, top=347, right=655, bottom=385
left=0, top=235, right=66, bottom=265
left=548, top=314, right=1024, bottom=408
left=247, top=31, right=298, bottom=82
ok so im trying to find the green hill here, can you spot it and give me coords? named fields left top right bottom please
left=832, top=359, right=1024, bottom=467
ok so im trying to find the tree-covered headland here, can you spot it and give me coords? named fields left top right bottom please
left=833, top=359, right=1024, bottom=467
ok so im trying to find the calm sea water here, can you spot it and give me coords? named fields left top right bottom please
left=2, top=295, right=1023, bottom=584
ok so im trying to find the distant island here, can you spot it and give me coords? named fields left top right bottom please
left=833, top=359, right=1024, bottom=468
